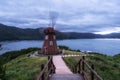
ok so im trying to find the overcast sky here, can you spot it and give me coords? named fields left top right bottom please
left=0, top=0, right=120, bottom=34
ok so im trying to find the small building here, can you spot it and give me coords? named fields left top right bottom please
left=40, top=27, right=59, bottom=55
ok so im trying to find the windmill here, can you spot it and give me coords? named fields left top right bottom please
left=39, top=11, right=60, bottom=55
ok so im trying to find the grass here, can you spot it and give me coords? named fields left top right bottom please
left=65, top=50, right=83, bottom=55
left=0, top=47, right=40, bottom=64
left=0, top=48, right=46, bottom=80
left=1, top=46, right=120, bottom=80
left=4, top=54, right=47, bottom=80
left=63, top=51, right=120, bottom=80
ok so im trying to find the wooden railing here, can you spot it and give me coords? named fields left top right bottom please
left=75, top=56, right=103, bottom=80
left=36, top=56, right=55, bottom=80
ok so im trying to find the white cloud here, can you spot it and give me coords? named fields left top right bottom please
left=0, top=0, right=120, bottom=33
left=94, top=27, right=120, bottom=34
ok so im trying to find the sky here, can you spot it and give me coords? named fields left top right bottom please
left=0, top=0, right=120, bottom=34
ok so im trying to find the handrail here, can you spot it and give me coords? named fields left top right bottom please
left=75, top=56, right=103, bottom=80
left=36, top=56, right=55, bottom=80
left=82, top=60, right=103, bottom=80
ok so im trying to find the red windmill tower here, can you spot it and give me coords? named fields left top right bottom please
left=40, top=12, right=59, bottom=55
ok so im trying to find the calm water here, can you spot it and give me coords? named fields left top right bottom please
left=0, top=39, right=120, bottom=56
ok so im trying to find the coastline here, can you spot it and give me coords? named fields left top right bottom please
left=0, top=47, right=120, bottom=57
left=1, top=38, right=120, bottom=42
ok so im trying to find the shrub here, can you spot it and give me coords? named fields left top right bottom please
left=0, top=59, right=6, bottom=80
left=0, top=47, right=40, bottom=64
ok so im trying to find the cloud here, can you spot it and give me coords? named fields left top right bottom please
left=94, top=27, right=120, bottom=34
left=0, top=0, right=120, bottom=34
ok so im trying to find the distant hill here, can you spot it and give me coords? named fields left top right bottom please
left=0, top=23, right=120, bottom=41
left=103, top=33, right=120, bottom=38
left=0, top=23, right=44, bottom=41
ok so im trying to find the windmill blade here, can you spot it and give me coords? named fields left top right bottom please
left=49, top=11, right=59, bottom=28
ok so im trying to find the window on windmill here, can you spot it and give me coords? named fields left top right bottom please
left=45, top=35, right=48, bottom=40
left=53, top=35, right=56, bottom=39
left=50, top=41, right=53, bottom=46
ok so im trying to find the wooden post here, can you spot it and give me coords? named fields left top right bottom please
left=79, top=60, right=81, bottom=74
left=74, top=65, right=77, bottom=73
left=50, top=56, right=54, bottom=74
left=82, top=56, right=85, bottom=70
left=82, top=56, right=85, bottom=77
left=41, top=64, right=44, bottom=80
left=91, top=64, right=94, bottom=80
left=48, top=56, right=50, bottom=71
left=52, top=64, right=55, bottom=73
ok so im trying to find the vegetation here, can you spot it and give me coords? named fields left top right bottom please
left=0, top=23, right=44, bottom=41
left=63, top=51, right=120, bottom=80
left=58, top=45, right=81, bottom=52
left=0, top=47, right=47, bottom=80
left=5, top=55, right=47, bottom=80
left=58, top=45, right=70, bottom=50
left=0, top=46, right=120, bottom=80
left=0, top=47, right=40, bottom=64
left=0, top=59, right=6, bottom=80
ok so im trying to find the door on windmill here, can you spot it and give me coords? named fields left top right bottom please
left=50, top=41, right=53, bottom=46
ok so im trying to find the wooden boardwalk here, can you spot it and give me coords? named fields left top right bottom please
left=51, top=55, right=83, bottom=80
left=36, top=55, right=102, bottom=80
left=50, top=74, right=83, bottom=80
left=53, top=55, right=72, bottom=74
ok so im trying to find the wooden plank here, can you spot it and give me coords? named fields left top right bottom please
left=50, top=74, right=84, bottom=80
left=53, top=56, right=72, bottom=74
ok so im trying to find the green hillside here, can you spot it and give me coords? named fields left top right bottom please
left=0, top=48, right=47, bottom=80
left=63, top=51, right=120, bottom=80
left=0, top=46, right=120, bottom=80
left=5, top=54, right=47, bottom=80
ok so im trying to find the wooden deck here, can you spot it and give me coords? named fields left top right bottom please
left=53, top=55, right=72, bottom=74
left=36, top=55, right=103, bottom=80
left=50, top=74, right=83, bottom=80
left=50, top=55, right=83, bottom=80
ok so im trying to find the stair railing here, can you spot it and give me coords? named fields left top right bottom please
left=36, top=56, right=55, bottom=80
left=75, top=56, right=103, bottom=80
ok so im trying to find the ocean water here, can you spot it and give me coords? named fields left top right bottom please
left=0, top=39, right=120, bottom=56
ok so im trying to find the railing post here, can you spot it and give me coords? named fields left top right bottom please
left=41, top=64, right=44, bottom=80
left=74, top=65, right=77, bottom=73
left=82, top=56, right=85, bottom=70
left=79, top=60, right=81, bottom=74
left=52, top=64, right=55, bottom=73
left=48, top=56, right=50, bottom=71
left=82, top=56, right=85, bottom=77
left=50, top=56, right=55, bottom=74
left=91, top=64, right=94, bottom=80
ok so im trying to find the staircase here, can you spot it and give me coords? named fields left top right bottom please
left=36, top=55, right=103, bottom=80
left=50, top=74, right=83, bottom=80
left=50, top=55, right=83, bottom=80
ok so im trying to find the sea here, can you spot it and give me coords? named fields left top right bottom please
left=0, top=39, right=120, bottom=56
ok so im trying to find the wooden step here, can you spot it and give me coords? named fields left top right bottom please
left=50, top=74, right=84, bottom=80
